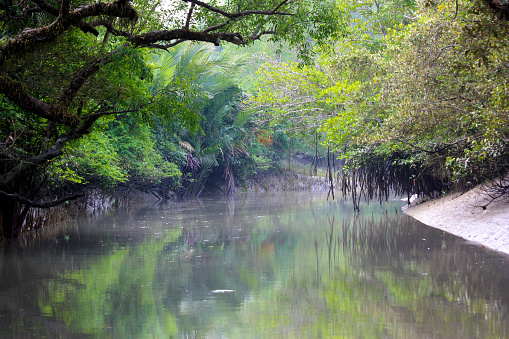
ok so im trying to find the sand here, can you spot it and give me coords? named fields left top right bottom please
left=403, top=185, right=509, bottom=256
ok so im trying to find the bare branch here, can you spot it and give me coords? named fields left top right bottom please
left=183, top=0, right=293, bottom=19
left=185, top=2, right=195, bottom=30
left=88, top=19, right=132, bottom=39
left=272, top=0, right=291, bottom=13
left=131, top=28, right=221, bottom=46
left=247, top=29, right=278, bottom=41
left=203, top=21, right=231, bottom=33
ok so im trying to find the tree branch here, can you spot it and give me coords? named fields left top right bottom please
left=31, top=0, right=59, bottom=16
left=0, top=189, right=84, bottom=208
left=203, top=21, right=232, bottom=33
left=31, top=0, right=99, bottom=35
left=0, top=75, right=52, bottom=119
left=130, top=29, right=221, bottom=46
left=58, top=49, right=121, bottom=109
left=0, top=0, right=137, bottom=64
left=60, top=0, right=70, bottom=17
left=0, top=74, right=81, bottom=126
left=184, top=2, right=195, bottom=29
left=0, top=103, right=119, bottom=186
left=271, top=0, right=291, bottom=13
left=1, top=44, right=129, bottom=127
left=183, top=0, right=293, bottom=19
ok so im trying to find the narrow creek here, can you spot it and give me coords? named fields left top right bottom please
left=1, top=192, right=508, bottom=338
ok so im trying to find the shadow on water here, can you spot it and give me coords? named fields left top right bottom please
left=0, top=192, right=508, bottom=338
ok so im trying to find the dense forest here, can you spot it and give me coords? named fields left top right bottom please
left=250, top=0, right=509, bottom=210
left=0, top=0, right=508, bottom=238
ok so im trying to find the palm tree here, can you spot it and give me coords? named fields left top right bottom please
left=149, top=43, right=250, bottom=198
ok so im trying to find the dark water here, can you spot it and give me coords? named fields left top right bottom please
left=1, top=192, right=509, bottom=338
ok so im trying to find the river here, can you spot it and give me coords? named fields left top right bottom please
left=1, top=192, right=508, bottom=338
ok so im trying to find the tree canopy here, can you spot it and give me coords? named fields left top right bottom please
left=248, top=0, right=509, bottom=208
left=0, top=0, right=343, bottom=238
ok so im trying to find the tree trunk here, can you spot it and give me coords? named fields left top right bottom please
left=0, top=197, right=21, bottom=239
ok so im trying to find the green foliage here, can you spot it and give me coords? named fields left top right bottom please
left=147, top=42, right=257, bottom=195
left=376, top=0, right=509, bottom=188
left=69, top=130, right=127, bottom=185
left=109, top=115, right=182, bottom=183
left=251, top=59, right=357, bottom=133
left=148, top=42, right=248, bottom=134
left=52, top=113, right=183, bottom=189
left=244, top=0, right=418, bottom=167
left=0, top=95, right=48, bottom=157
left=247, top=0, right=509, bottom=197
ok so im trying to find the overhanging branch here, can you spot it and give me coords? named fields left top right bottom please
left=0, top=0, right=137, bottom=63
left=130, top=29, right=221, bottom=46
left=0, top=189, right=84, bottom=208
left=59, top=50, right=120, bottom=109
left=183, top=0, right=293, bottom=19
left=0, top=75, right=53, bottom=119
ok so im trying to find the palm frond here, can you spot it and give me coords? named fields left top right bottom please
left=200, top=153, right=218, bottom=168
left=179, top=141, right=195, bottom=152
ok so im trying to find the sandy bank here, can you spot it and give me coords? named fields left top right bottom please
left=403, top=186, right=509, bottom=256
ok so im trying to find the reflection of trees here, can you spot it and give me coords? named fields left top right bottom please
left=0, top=193, right=303, bottom=337
left=245, top=211, right=509, bottom=338
left=155, top=198, right=298, bottom=337
left=340, top=213, right=509, bottom=311
left=322, top=214, right=509, bottom=338
left=0, top=247, right=80, bottom=338
left=4, top=194, right=509, bottom=338
left=35, top=239, right=180, bottom=338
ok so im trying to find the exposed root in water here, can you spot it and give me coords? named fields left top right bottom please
left=338, top=151, right=448, bottom=212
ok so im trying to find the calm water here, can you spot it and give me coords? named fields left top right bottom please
left=1, top=192, right=509, bottom=338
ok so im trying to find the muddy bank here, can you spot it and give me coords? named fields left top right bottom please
left=404, top=186, right=509, bottom=256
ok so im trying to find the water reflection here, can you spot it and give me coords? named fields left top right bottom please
left=0, top=192, right=508, bottom=338
left=309, top=214, right=509, bottom=338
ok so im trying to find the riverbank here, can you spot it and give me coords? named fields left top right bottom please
left=403, top=185, right=509, bottom=256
